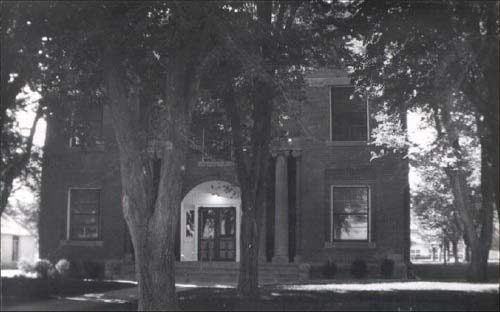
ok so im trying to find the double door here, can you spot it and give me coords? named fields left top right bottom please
left=198, top=207, right=236, bottom=261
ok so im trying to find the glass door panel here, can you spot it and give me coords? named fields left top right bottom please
left=198, top=207, right=236, bottom=261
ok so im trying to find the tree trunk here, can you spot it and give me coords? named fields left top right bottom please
left=463, top=233, right=471, bottom=262
left=447, top=168, right=492, bottom=282
left=105, top=56, right=193, bottom=309
left=130, top=219, right=178, bottom=311
left=452, top=240, right=459, bottom=263
left=222, top=49, right=274, bottom=299
left=440, top=90, right=493, bottom=281
left=468, top=244, right=488, bottom=282
left=443, top=238, right=447, bottom=265
left=446, top=239, right=451, bottom=263
left=237, top=192, right=261, bottom=298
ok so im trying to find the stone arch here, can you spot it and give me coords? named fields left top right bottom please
left=180, top=180, right=241, bottom=262
left=182, top=174, right=239, bottom=199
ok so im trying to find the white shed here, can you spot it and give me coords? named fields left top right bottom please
left=1, top=214, right=37, bottom=269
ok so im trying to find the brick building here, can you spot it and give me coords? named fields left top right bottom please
left=39, top=69, right=410, bottom=282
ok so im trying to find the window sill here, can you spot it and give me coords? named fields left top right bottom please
left=324, top=241, right=376, bottom=249
left=326, top=141, right=368, bottom=147
left=60, top=240, right=103, bottom=247
left=197, top=161, right=234, bottom=167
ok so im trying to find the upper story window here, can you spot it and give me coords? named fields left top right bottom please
left=68, top=188, right=100, bottom=240
left=69, top=98, right=104, bottom=148
left=331, top=186, right=370, bottom=241
left=191, top=111, right=232, bottom=162
left=330, top=86, right=367, bottom=141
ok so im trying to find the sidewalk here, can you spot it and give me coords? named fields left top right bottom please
left=95, top=281, right=236, bottom=302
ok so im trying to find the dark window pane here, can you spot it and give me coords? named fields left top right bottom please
left=72, top=189, right=100, bottom=203
left=331, top=87, right=367, bottom=141
left=69, top=189, right=100, bottom=240
left=201, top=209, right=216, bottom=239
left=220, top=208, right=235, bottom=236
left=70, top=219, right=99, bottom=239
left=69, top=97, right=103, bottom=147
left=191, top=112, right=232, bottom=161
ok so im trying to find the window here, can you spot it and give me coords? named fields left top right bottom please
left=12, top=236, right=19, bottom=262
left=191, top=111, right=232, bottom=162
left=331, top=186, right=369, bottom=241
left=330, top=86, right=367, bottom=141
left=69, top=97, right=104, bottom=148
left=68, top=189, right=100, bottom=240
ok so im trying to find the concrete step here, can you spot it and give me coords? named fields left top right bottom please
left=109, top=261, right=303, bottom=284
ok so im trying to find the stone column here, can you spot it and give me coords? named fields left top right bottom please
left=292, top=150, right=302, bottom=263
left=273, top=150, right=289, bottom=263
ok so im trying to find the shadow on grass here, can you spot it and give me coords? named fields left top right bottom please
left=177, top=286, right=499, bottom=311
left=1, top=277, right=136, bottom=305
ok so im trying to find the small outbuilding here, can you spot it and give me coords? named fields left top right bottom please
left=1, top=214, right=37, bottom=269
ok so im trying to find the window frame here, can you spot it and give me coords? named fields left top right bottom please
left=330, top=185, right=371, bottom=242
left=67, top=188, right=102, bottom=241
left=329, top=85, right=369, bottom=142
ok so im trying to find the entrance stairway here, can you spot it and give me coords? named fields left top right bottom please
left=106, top=261, right=305, bottom=285
left=175, top=262, right=303, bottom=285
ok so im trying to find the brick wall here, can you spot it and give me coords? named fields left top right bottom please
left=39, top=77, right=409, bottom=275
left=39, top=106, right=126, bottom=262
left=296, top=83, right=409, bottom=271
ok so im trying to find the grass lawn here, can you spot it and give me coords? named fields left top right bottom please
left=2, top=263, right=499, bottom=311
left=2, top=281, right=498, bottom=311
left=412, top=262, right=500, bottom=282
left=176, top=282, right=499, bottom=311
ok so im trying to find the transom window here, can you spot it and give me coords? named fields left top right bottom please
left=330, top=86, right=367, bottom=141
left=68, top=189, right=100, bottom=240
left=331, top=186, right=369, bottom=241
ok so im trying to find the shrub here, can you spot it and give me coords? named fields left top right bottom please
left=380, top=258, right=395, bottom=278
left=34, top=259, right=53, bottom=279
left=18, top=260, right=35, bottom=274
left=83, top=261, right=104, bottom=279
left=350, top=259, right=367, bottom=279
left=321, top=260, right=337, bottom=279
left=48, top=266, right=59, bottom=279
left=67, top=260, right=85, bottom=279
left=55, top=259, right=71, bottom=278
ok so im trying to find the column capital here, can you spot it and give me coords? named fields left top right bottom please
left=291, top=149, right=302, bottom=158
left=271, top=149, right=290, bottom=158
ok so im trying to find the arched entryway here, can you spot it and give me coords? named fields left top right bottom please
left=180, top=180, right=241, bottom=262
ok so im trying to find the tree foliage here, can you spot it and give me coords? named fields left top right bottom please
left=21, top=2, right=238, bottom=310
left=1, top=1, right=47, bottom=215
left=347, top=0, right=498, bottom=281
